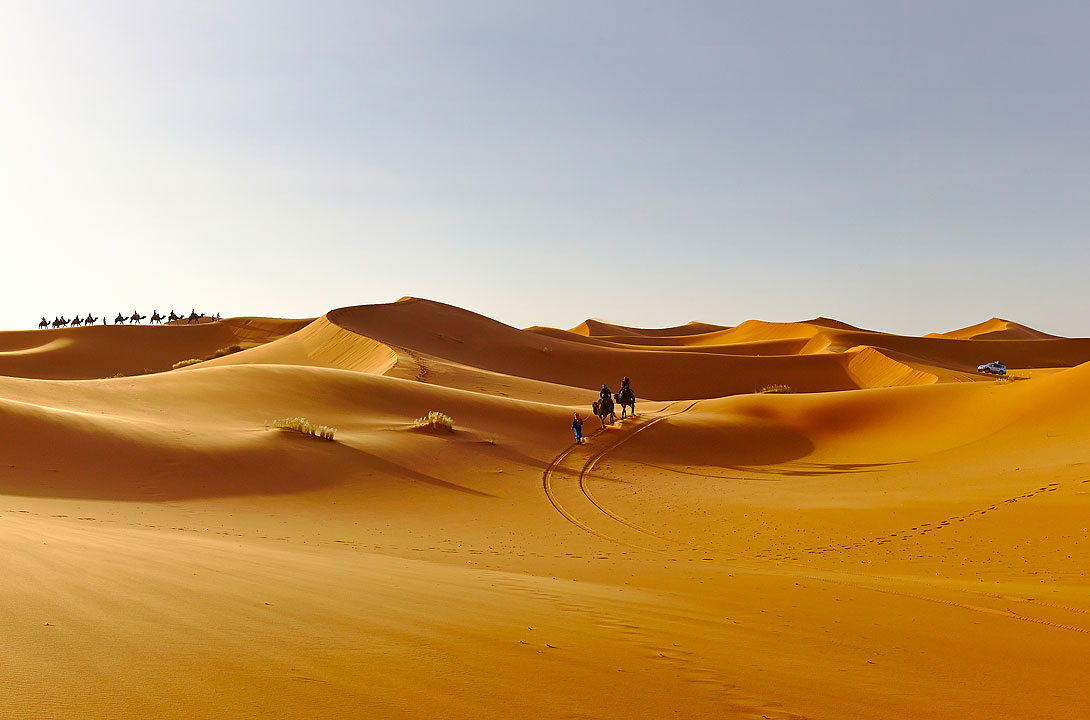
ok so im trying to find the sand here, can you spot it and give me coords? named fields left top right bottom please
left=1, top=298, right=1087, bottom=719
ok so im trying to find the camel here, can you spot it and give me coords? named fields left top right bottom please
left=129, top=311, right=146, bottom=324
left=38, top=317, right=49, bottom=329
left=70, top=316, right=83, bottom=327
left=167, top=310, right=180, bottom=323
left=150, top=311, right=164, bottom=325
left=187, top=310, right=205, bottom=325
left=84, top=314, right=98, bottom=326
left=615, top=386, right=636, bottom=419
left=114, top=313, right=127, bottom=325
left=52, top=317, right=68, bottom=329
left=592, top=396, right=617, bottom=428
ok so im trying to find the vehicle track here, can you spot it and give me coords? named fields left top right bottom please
left=544, top=401, right=1090, bottom=636
left=577, top=401, right=701, bottom=546
left=542, top=400, right=700, bottom=551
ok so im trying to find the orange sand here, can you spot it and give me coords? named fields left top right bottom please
left=1, top=298, right=1087, bottom=719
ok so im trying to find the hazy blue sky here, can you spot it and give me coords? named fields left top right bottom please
left=2, top=1, right=1087, bottom=334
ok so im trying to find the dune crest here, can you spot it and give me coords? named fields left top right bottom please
left=0, top=317, right=311, bottom=379
left=2, top=298, right=1089, bottom=720
left=927, top=317, right=1061, bottom=341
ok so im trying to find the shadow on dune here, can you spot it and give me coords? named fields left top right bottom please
left=0, top=431, right=495, bottom=502
left=342, top=441, right=495, bottom=497
left=766, top=460, right=911, bottom=476
left=626, top=460, right=900, bottom=479
left=632, top=459, right=911, bottom=480
left=613, top=419, right=816, bottom=469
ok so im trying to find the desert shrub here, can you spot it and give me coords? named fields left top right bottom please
left=171, top=344, right=244, bottom=370
left=209, top=344, right=242, bottom=359
left=109, top=368, right=156, bottom=377
left=411, top=411, right=454, bottom=431
left=994, top=375, right=1027, bottom=384
left=756, top=383, right=793, bottom=394
left=272, top=417, right=337, bottom=440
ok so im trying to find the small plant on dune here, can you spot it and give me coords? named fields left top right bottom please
left=108, top=368, right=157, bottom=378
left=411, top=411, right=454, bottom=431
left=171, top=345, right=244, bottom=370
left=756, top=383, right=793, bottom=394
left=209, top=344, right=242, bottom=359
left=994, top=374, right=1027, bottom=385
left=271, top=417, right=337, bottom=440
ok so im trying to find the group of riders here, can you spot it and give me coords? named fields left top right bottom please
left=572, top=376, right=636, bottom=443
left=38, top=310, right=219, bottom=328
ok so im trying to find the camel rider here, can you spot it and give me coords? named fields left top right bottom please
left=621, top=376, right=630, bottom=391
left=600, top=384, right=612, bottom=402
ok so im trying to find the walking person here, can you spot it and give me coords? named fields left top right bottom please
left=572, top=412, right=584, bottom=444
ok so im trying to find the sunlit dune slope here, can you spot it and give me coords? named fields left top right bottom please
left=0, top=317, right=311, bottom=380
left=928, top=317, right=1060, bottom=340
left=527, top=325, right=812, bottom=355
left=320, top=298, right=993, bottom=397
left=2, top=299, right=1090, bottom=720
left=193, top=316, right=398, bottom=375
left=544, top=315, right=1090, bottom=383
left=569, top=318, right=728, bottom=337
left=626, top=360, right=1090, bottom=472
left=683, top=318, right=1089, bottom=370
left=199, top=315, right=595, bottom=404
left=0, top=364, right=574, bottom=501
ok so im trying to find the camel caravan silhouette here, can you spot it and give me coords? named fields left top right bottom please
left=37, top=309, right=220, bottom=328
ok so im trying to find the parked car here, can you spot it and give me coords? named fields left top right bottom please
left=977, top=360, right=1007, bottom=376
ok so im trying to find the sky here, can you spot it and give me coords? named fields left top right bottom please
left=1, top=1, right=1088, bottom=335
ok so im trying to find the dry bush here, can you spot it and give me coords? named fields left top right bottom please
left=109, top=368, right=157, bottom=378
left=271, top=417, right=337, bottom=440
left=756, top=383, right=793, bottom=394
left=171, top=344, right=244, bottom=370
left=994, top=374, right=1028, bottom=384
left=210, top=344, right=242, bottom=359
left=411, top=411, right=454, bottom=431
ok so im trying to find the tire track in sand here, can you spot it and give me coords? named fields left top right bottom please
left=542, top=400, right=700, bottom=551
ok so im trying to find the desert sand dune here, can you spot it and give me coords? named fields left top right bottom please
left=928, top=317, right=1061, bottom=340
left=569, top=318, right=729, bottom=337
left=0, top=317, right=311, bottom=380
left=192, top=316, right=399, bottom=375
left=1, top=298, right=1088, bottom=719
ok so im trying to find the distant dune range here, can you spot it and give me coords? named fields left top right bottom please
left=1, top=297, right=1088, bottom=719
